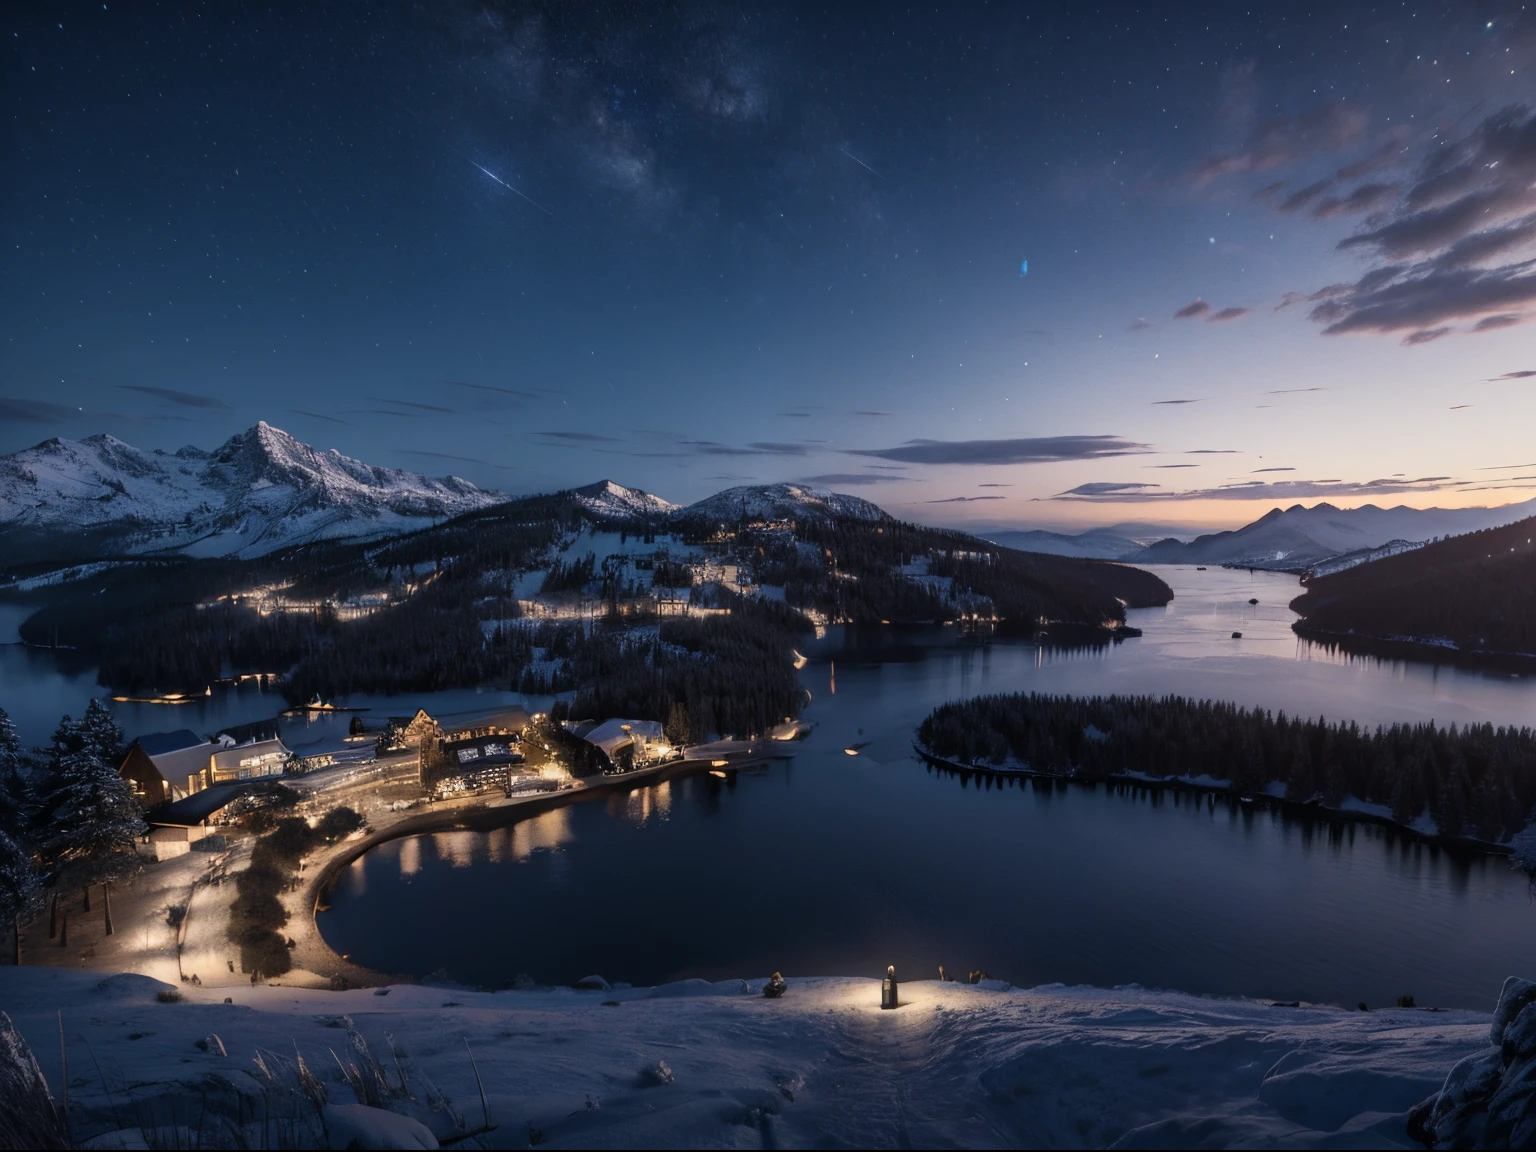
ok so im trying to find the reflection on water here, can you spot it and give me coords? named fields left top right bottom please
left=321, top=569, right=1536, bottom=1009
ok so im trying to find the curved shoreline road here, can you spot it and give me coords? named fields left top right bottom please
left=291, top=744, right=779, bottom=988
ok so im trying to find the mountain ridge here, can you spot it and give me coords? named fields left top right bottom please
left=0, top=421, right=507, bottom=563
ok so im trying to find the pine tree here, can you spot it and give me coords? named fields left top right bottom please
left=40, top=747, right=146, bottom=936
left=0, top=830, right=42, bottom=965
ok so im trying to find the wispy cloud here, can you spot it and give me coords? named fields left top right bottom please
left=925, top=495, right=1005, bottom=503
left=1266, top=387, right=1327, bottom=394
left=119, top=385, right=231, bottom=410
left=1153, top=398, right=1205, bottom=405
left=1252, top=466, right=1295, bottom=473
left=849, top=434, right=1150, bottom=466
left=397, top=450, right=514, bottom=471
left=536, top=431, right=621, bottom=443
left=1490, top=370, right=1536, bottom=380
left=1057, top=483, right=1160, bottom=497
left=289, top=409, right=349, bottom=425
left=373, top=398, right=457, bottom=414
left=1174, top=299, right=1211, bottom=319
left=0, top=397, right=86, bottom=423
left=1195, top=102, right=1370, bottom=186
left=682, top=440, right=809, bottom=456
left=1305, top=107, right=1536, bottom=342
left=1055, top=475, right=1477, bottom=502
left=1208, top=306, right=1249, bottom=322
left=799, top=472, right=907, bottom=486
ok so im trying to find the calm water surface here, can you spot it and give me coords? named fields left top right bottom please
left=320, top=568, right=1536, bottom=1009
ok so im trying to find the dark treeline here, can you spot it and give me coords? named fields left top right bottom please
left=769, top=517, right=1172, bottom=627
left=1291, top=515, right=1536, bottom=657
left=523, top=594, right=811, bottom=739
left=918, top=693, right=1536, bottom=843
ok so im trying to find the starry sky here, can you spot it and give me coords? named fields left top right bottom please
left=5, top=2, right=1536, bottom=531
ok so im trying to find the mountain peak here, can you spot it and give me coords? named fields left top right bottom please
left=0, top=424, right=507, bottom=563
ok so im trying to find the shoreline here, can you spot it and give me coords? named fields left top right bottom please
left=297, top=748, right=780, bottom=987
left=1289, top=622, right=1536, bottom=674
left=910, top=741, right=1516, bottom=858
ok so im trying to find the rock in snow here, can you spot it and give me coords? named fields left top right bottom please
left=3, top=966, right=1532, bottom=1148
left=681, top=483, right=890, bottom=524
left=1408, top=976, right=1536, bottom=1148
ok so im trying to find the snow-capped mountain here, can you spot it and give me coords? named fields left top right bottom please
left=1124, top=499, right=1536, bottom=570
left=0, top=422, right=507, bottom=562
left=572, top=480, right=679, bottom=521
left=680, top=483, right=890, bottom=524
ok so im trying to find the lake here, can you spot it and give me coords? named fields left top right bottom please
left=316, top=568, right=1536, bottom=1009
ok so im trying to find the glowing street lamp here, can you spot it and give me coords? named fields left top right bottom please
left=881, top=965, right=898, bottom=1010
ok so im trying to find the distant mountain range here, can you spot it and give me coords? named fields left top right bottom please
left=0, top=422, right=505, bottom=567
left=1123, top=501, right=1536, bottom=570
left=987, top=501, right=1536, bottom=572
left=7, top=424, right=1536, bottom=582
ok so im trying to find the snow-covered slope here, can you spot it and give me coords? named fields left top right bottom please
left=0, top=422, right=506, bottom=560
left=0, top=965, right=1510, bottom=1150
left=571, top=479, right=678, bottom=520
left=681, top=483, right=890, bottom=524
left=1128, top=499, right=1536, bottom=570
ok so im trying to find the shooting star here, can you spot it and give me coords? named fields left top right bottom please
left=839, top=146, right=885, bottom=179
left=466, top=157, right=558, bottom=219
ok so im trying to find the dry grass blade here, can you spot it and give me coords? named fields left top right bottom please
left=0, top=1011, right=69, bottom=1150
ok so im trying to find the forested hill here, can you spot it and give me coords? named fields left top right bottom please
left=1290, top=515, right=1536, bottom=659
left=12, top=481, right=1171, bottom=713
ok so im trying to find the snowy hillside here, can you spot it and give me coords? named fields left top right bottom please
left=0, top=965, right=1514, bottom=1149
left=681, top=483, right=891, bottom=524
left=571, top=479, right=678, bottom=520
left=0, top=422, right=506, bottom=561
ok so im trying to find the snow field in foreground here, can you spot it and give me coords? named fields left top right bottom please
left=0, top=966, right=1497, bottom=1149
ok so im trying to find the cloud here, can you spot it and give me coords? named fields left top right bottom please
left=396, top=450, right=514, bottom=471
left=1401, top=326, right=1455, bottom=345
left=1307, top=106, right=1536, bottom=340
left=798, top=473, right=907, bottom=486
left=1057, top=483, right=1161, bottom=497
left=1127, top=317, right=1154, bottom=330
left=778, top=412, right=812, bottom=418
left=1174, top=299, right=1211, bottom=319
left=848, top=435, right=1151, bottom=466
left=0, top=397, right=84, bottom=423
left=1491, top=370, right=1536, bottom=380
left=289, top=409, right=349, bottom=425
left=1311, top=181, right=1399, bottom=219
left=1474, top=314, right=1524, bottom=332
left=1266, top=387, right=1327, bottom=394
left=1186, top=448, right=1241, bottom=454
left=536, top=430, right=621, bottom=442
left=119, top=385, right=231, bottom=410
left=925, top=495, right=1005, bottom=503
left=682, top=440, right=808, bottom=456
left=853, top=410, right=894, bottom=417
left=1194, top=102, right=1370, bottom=186
left=1252, top=467, right=1295, bottom=473
left=1153, top=398, right=1205, bottom=405
left=373, top=398, right=457, bottom=414
left=1054, top=475, right=1474, bottom=502
left=977, top=483, right=1014, bottom=487
left=1208, top=306, right=1249, bottom=322
left=1147, top=464, right=1198, bottom=469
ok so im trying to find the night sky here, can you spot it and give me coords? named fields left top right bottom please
left=5, top=2, right=1536, bottom=530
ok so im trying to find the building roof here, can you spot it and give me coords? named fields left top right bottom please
left=433, top=705, right=530, bottom=737
left=216, top=718, right=282, bottom=745
left=582, top=718, right=665, bottom=759
left=148, top=783, right=253, bottom=827
left=210, top=738, right=290, bottom=773
left=133, top=729, right=205, bottom=756
left=145, top=742, right=216, bottom=784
